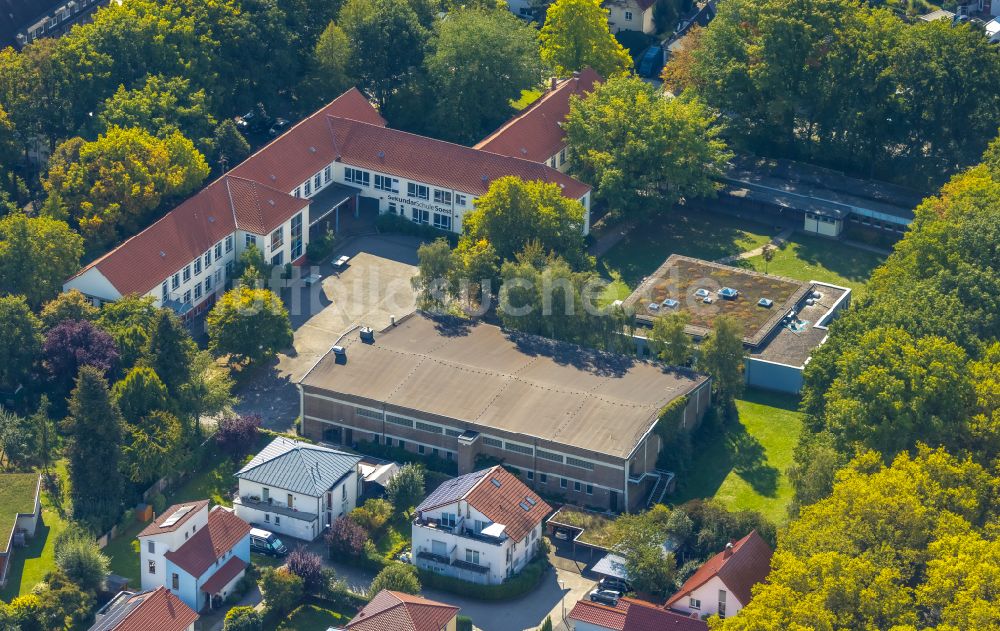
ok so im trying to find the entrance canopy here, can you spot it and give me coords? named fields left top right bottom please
left=308, top=183, right=362, bottom=227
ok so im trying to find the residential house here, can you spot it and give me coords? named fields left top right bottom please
left=604, top=0, right=656, bottom=34
left=411, top=465, right=551, bottom=585
left=569, top=597, right=708, bottom=631
left=664, top=531, right=773, bottom=620
left=0, top=473, right=41, bottom=587
left=475, top=69, right=602, bottom=173
left=89, top=586, right=199, bottom=631
left=1, top=0, right=111, bottom=50
left=342, top=590, right=460, bottom=631
left=233, top=436, right=363, bottom=541
left=137, top=500, right=251, bottom=612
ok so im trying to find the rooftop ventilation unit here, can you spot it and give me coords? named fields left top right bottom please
left=377, top=151, right=385, bottom=159
left=359, top=327, right=374, bottom=342
left=647, top=302, right=660, bottom=312
left=661, top=298, right=679, bottom=309
left=159, top=251, right=166, bottom=258
left=268, top=199, right=275, bottom=206
left=208, top=216, right=215, bottom=222
left=309, top=146, right=317, bottom=153
left=332, top=345, right=346, bottom=357
left=718, top=287, right=739, bottom=300
left=694, top=288, right=710, bottom=299
left=757, top=298, right=773, bottom=308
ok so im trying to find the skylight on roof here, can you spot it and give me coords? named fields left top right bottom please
left=160, top=505, right=194, bottom=528
left=519, top=501, right=531, bottom=511
left=490, top=478, right=501, bottom=488
left=525, top=496, right=537, bottom=506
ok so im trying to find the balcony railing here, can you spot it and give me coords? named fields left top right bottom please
left=413, top=517, right=505, bottom=546
left=415, top=548, right=490, bottom=575
left=233, top=495, right=317, bottom=522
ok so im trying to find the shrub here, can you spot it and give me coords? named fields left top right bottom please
left=258, top=567, right=304, bottom=615
left=368, top=563, right=421, bottom=598
left=151, top=492, right=167, bottom=515
left=349, top=498, right=392, bottom=533
left=539, top=616, right=553, bottom=631
left=326, top=516, right=367, bottom=560
left=306, top=227, right=336, bottom=264
left=223, top=606, right=263, bottom=631
left=375, top=213, right=458, bottom=242
left=457, top=615, right=474, bottom=631
left=216, top=414, right=262, bottom=461
left=54, top=525, right=110, bottom=592
left=286, top=547, right=325, bottom=594
left=386, top=464, right=427, bottom=514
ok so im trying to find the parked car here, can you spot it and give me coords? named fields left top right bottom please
left=250, top=527, right=288, bottom=557
left=590, top=589, right=621, bottom=606
left=637, top=45, right=664, bottom=78
left=268, top=117, right=291, bottom=136
left=236, top=108, right=271, bottom=133
left=599, top=577, right=632, bottom=594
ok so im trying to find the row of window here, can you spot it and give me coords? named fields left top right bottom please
left=375, top=433, right=456, bottom=461
left=546, top=148, right=569, bottom=169
left=525, top=470, right=594, bottom=495
left=295, top=166, right=334, bottom=198
left=166, top=236, right=234, bottom=295
left=163, top=268, right=221, bottom=304
left=345, top=166, right=467, bottom=206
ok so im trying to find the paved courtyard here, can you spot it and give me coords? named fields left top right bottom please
left=235, top=234, right=420, bottom=430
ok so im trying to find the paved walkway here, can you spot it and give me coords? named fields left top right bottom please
left=588, top=220, right=636, bottom=258
left=714, top=227, right=794, bottom=265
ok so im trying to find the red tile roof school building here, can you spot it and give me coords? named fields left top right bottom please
left=63, top=88, right=592, bottom=316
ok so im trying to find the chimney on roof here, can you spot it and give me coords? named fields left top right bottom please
left=724, top=541, right=734, bottom=558
left=573, top=70, right=580, bottom=80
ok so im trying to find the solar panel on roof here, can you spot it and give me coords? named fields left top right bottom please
left=160, top=505, right=194, bottom=528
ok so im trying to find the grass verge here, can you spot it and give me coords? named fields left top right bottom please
left=674, top=390, right=804, bottom=524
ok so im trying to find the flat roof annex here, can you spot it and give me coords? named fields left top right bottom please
left=299, top=313, right=708, bottom=459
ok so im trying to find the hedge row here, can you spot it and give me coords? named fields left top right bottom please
left=416, top=556, right=550, bottom=601
left=375, top=213, right=458, bottom=244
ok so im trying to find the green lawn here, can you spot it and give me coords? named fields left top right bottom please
left=744, top=233, right=885, bottom=300
left=601, top=210, right=777, bottom=287
left=510, top=88, right=543, bottom=111
left=1, top=467, right=69, bottom=601
left=674, top=390, right=804, bottom=524
left=0, top=474, right=41, bottom=551
left=276, top=600, right=354, bottom=630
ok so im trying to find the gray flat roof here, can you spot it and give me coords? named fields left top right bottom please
left=751, top=283, right=848, bottom=366
left=299, top=313, right=708, bottom=459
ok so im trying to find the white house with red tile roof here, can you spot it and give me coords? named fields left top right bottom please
left=411, top=465, right=550, bottom=585
left=343, top=590, right=460, bottom=631
left=137, top=500, right=251, bottom=613
left=568, top=597, right=708, bottom=631
left=475, top=69, right=602, bottom=173
left=89, top=586, right=198, bottom=631
left=664, top=530, right=773, bottom=620
left=64, top=88, right=591, bottom=316
left=604, top=0, right=656, bottom=34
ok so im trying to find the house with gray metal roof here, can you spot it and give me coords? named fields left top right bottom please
left=233, top=436, right=363, bottom=541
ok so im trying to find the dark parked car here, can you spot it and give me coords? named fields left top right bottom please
left=590, top=589, right=621, bottom=606
left=236, top=108, right=271, bottom=133
left=268, top=117, right=291, bottom=136
left=599, top=577, right=632, bottom=594
left=637, top=45, right=664, bottom=78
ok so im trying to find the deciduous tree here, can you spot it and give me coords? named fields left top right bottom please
left=564, top=75, right=730, bottom=214
left=0, top=214, right=84, bottom=309
left=44, top=320, right=120, bottom=396
left=426, top=8, right=543, bottom=144
left=215, top=414, right=262, bottom=461
left=386, top=463, right=426, bottom=513
left=40, top=290, right=99, bottom=331
left=367, top=563, right=420, bottom=598
left=326, top=515, right=367, bottom=559
left=539, top=0, right=632, bottom=78
left=112, top=366, right=168, bottom=424
left=207, top=287, right=293, bottom=366
left=649, top=312, right=692, bottom=366
left=698, top=316, right=744, bottom=405
left=0, top=295, right=42, bottom=395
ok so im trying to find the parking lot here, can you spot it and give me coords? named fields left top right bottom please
left=235, top=234, right=420, bottom=430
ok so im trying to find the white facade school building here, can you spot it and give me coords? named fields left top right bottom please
left=64, top=88, right=591, bottom=318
